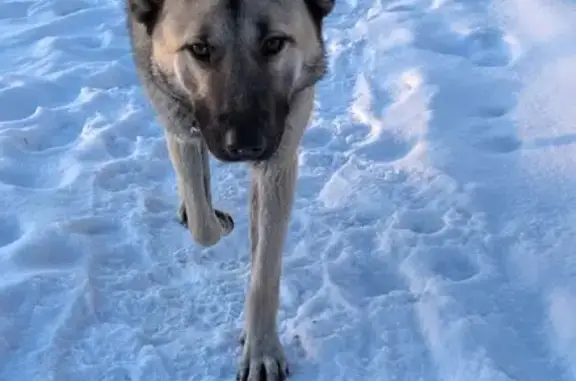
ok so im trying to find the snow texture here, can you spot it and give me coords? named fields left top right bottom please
left=1, top=0, right=576, bottom=380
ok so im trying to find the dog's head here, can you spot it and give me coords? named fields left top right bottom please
left=129, top=0, right=334, bottom=162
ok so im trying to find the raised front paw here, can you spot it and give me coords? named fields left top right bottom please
left=214, top=209, right=234, bottom=235
left=237, top=332, right=289, bottom=381
left=177, top=202, right=234, bottom=235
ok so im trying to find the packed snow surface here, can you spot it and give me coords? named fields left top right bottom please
left=1, top=0, right=576, bottom=380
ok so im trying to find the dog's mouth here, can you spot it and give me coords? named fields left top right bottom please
left=212, top=150, right=270, bottom=163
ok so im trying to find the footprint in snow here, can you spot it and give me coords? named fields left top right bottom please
left=94, top=159, right=166, bottom=193
left=427, top=246, right=479, bottom=282
left=0, top=160, right=63, bottom=189
left=0, top=1, right=31, bottom=19
left=352, top=132, right=417, bottom=163
left=328, top=252, right=408, bottom=304
left=3, top=108, right=82, bottom=153
left=414, top=18, right=513, bottom=68
left=101, top=133, right=134, bottom=159
left=302, top=126, right=334, bottom=149
left=0, top=86, right=40, bottom=123
left=0, top=79, right=80, bottom=123
left=476, top=104, right=510, bottom=119
left=473, top=134, right=522, bottom=154
left=403, top=245, right=480, bottom=284
left=465, top=27, right=514, bottom=67
left=61, top=216, right=119, bottom=236
left=394, top=208, right=445, bottom=234
left=0, top=215, right=22, bottom=249
left=9, top=233, right=85, bottom=270
left=470, top=104, right=522, bottom=154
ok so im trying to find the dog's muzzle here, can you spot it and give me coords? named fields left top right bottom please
left=222, top=127, right=267, bottom=161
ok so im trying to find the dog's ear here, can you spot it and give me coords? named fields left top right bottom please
left=304, top=0, right=334, bottom=20
left=128, top=0, right=163, bottom=34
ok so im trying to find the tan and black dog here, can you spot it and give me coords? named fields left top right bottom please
left=125, top=0, right=334, bottom=379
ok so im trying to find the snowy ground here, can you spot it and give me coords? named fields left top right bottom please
left=1, top=0, right=576, bottom=380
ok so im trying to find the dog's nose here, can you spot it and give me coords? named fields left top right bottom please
left=223, top=128, right=266, bottom=161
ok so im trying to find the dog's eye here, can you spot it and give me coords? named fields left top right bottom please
left=187, top=42, right=211, bottom=61
left=262, top=37, right=287, bottom=57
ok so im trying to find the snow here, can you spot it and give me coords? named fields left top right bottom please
left=1, top=0, right=576, bottom=379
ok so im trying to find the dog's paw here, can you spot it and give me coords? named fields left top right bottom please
left=177, top=202, right=188, bottom=225
left=177, top=202, right=234, bottom=235
left=215, top=209, right=234, bottom=235
left=237, top=332, right=289, bottom=381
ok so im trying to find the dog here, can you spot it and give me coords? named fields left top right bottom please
left=125, top=0, right=334, bottom=379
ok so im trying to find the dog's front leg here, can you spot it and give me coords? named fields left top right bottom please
left=165, top=132, right=234, bottom=247
left=238, top=156, right=298, bottom=381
